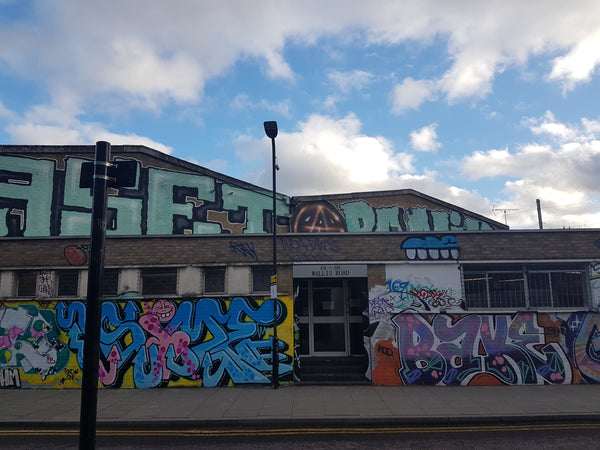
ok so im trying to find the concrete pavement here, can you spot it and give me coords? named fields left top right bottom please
left=1, top=384, right=599, bottom=430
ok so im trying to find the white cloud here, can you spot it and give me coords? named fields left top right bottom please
left=410, top=123, right=441, bottom=152
left=261, top=49, right=295, bottom=81
left=438, top=56, right=497, bottom=103
left=526, top=111, right=578, bottom=140
left=5, top=103, right=172, bottom=154
left=236, top=113, right=415, bottom=194
left=1, top=1, right=596, bottom=114
left=391, top=77, right=437, bottom=113
left=0, top=99, right=16, bottom=120
left=232, top=113, right=499, bottom=225
left=105, top=39, right=204, bottom=106
left=1, top=1, right=599, bottom=133
left=230, top=94, right=291, bottom=117
left=328, top=70, right=374, bottom=93
left=1, top=1, right=600, bottom=230
left=549, top=29, right=600, bottom=93
left=460, top=111, right=600, bottom=228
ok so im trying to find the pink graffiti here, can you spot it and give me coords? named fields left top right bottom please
left=99, top=344, right=121, bottom=385
left=0, top=335, right=12, bottom=348
left=30, top=326, right=47, bottom=339
left=151, top=299, right=176, bottom=323
left=9, top=326, right=24, bottom=340
left=139, top=304, right=196, bottom=384
left=409, top=287, right=451, bottom=308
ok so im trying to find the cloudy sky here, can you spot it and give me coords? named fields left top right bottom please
left=1, top=1, right=600, bottom=229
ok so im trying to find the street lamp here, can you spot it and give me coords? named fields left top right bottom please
left=264, top=120, right=279, bottom=389
left=78, top=142, right=137, bottom=449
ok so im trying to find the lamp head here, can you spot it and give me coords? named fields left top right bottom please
left=264, top=121, right=278, bottom=139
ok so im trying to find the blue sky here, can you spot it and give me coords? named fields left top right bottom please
left=1, top=1, right=600, bottom=229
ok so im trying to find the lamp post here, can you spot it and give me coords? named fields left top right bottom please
left=78, top=142, right=137, bottom=449
left=79, top=141, right=111, bottom=450
left=264, top=120, right=279, bottom=389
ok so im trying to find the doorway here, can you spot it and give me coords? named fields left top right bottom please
left=294, top=278, right=368, bottom=382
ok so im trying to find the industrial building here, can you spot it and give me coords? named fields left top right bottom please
left=1, top=145, right=599, bottom=388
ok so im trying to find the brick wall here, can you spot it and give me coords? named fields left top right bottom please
left=2, top=230, right=599, bottom=269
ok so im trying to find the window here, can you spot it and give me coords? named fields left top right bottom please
left=141, top=268, right=177, bottom=295
left=252, top=266, right=272, bottom=293
left=204, top=267, right=226, bottom=294
left=102, top=269, right=120, bottom=296
left=528, top=270, right=587, bottom=308
left=463, top=264, right=589, bottom=309
left=57, top=270, right=79, bottom=296
left=16, top=271, right=37, bottom=297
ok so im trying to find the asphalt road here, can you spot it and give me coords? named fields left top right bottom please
left=2, top=422, right=600, bottom=449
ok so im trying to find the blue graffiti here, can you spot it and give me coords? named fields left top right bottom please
left=229, top=241, right=258, bottom=261
left=401, top=235, right=460, bottom=260
left=56, top=298, right=291, bottom=388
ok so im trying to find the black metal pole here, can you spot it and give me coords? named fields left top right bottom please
left=79, top=141, right=111, bottom=449
left=271, top=135, right=279, bottom=389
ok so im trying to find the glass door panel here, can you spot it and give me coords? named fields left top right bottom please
left=313, top=281, right=344, bottom=316
left=313, top=323, right=346, bottom=352
left=295, top=278, right=368, bottom=357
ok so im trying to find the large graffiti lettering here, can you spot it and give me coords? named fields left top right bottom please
left=1, top=297, right=293, bottom=388
left=0, top=155, right=288, bottom=237
left=387, top=313, right=571, bottom=386
left=54, top=297, right=293, bottom=388
left=368, top=311, right=600, bottom=386
left=2, top=153, right=504, bottom=237
left=292, top=200, right=497, bottom=233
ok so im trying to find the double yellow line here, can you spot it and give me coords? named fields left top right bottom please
left=1, top=422, right=599, bottom=437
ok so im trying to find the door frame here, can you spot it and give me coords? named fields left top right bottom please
left=296, top=277, right=366, bottom=357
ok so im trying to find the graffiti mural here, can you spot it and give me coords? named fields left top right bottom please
left=368, top=310, right=600, bottom=386
left=2, top=152, right=504, bottom=237
left=370, top=281, right=463, bottom=315
left=591, top=262, right=600, bottom=308
left=0, top=296, right=293, bottom=388
left=401, top=235, right=459, bottom=261
left=0, top=301, right=70, bottom=384
left=292, top=201, right=347, bottom=232
left=0, top=154, right=289, bottom=237
left=370, top=263, right=464, bottom=314
left=292, top=200, right=497, bottom=233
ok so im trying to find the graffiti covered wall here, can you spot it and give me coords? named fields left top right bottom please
left=0, top=154, right=289, bottom=237
left=2, top=152, right=502, bottom=237
left=0, top=296, right=293, bottom=388
left=367, top=256, right=600, bottom=386
left=292, top=200, right=498, bottom=233
left=367, top=309, right=600, bottom=386
left=369, top=262, right=464, bottom=314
